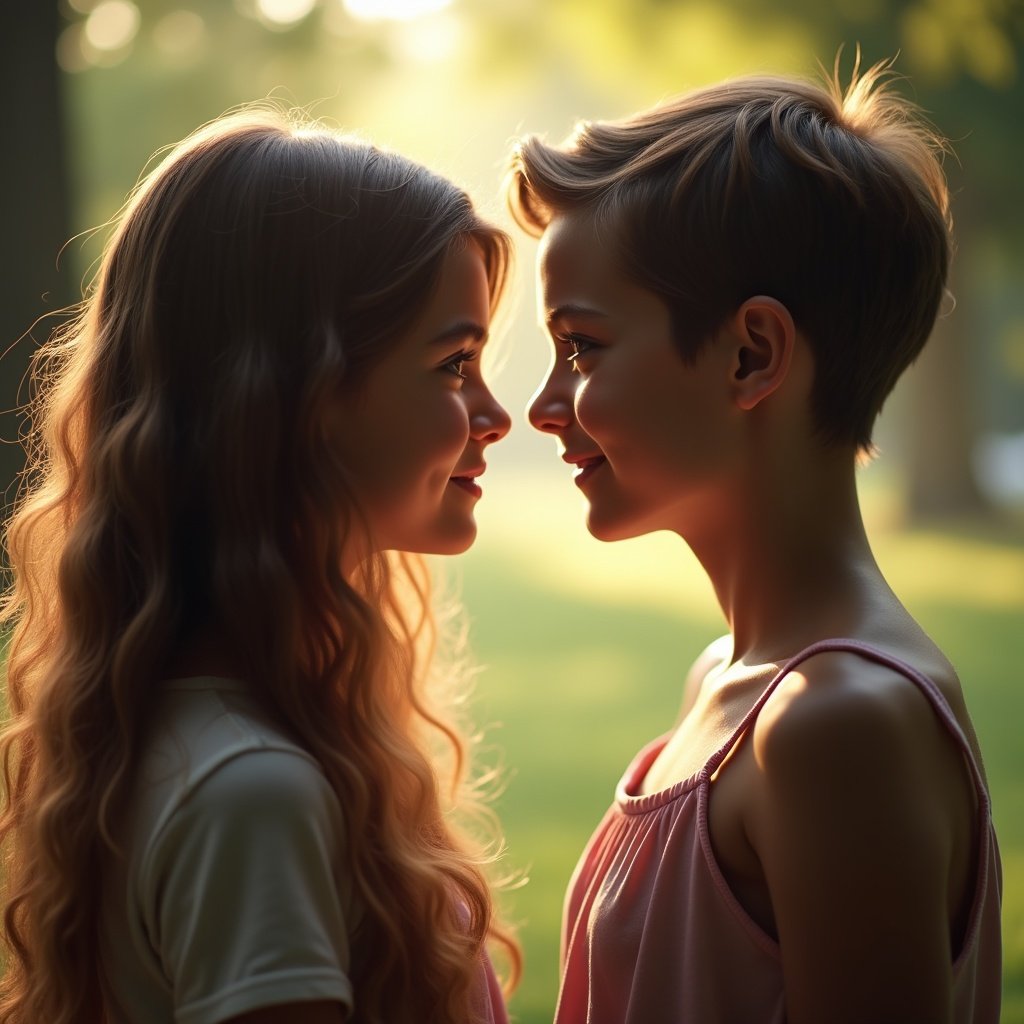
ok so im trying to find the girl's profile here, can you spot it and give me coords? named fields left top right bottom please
left=0, top=108, right=516, bottom=1024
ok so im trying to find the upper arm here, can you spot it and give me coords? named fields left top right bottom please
left=146, top=748, right=354, bottom=1022
left=748, top=657, right=959, bottom=1024
left=676, top=634, right=732, bottom=724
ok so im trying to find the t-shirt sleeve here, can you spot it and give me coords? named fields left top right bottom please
left=140, top=746, right=354, bottom=1024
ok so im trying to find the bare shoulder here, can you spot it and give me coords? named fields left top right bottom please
left=752, top=649, right=950, bottom=771
left=743, top=648, right=976, bottom=1022
left=749, top=647, right=971, bottom=819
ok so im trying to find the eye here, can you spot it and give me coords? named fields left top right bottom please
left=559, top=333, right=599, bottom=370
left=441, top=348, right=476, bottom=381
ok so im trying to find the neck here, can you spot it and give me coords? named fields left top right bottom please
left=682, top=447, right=889, bottom=665
left=165, top=626, right=246, bottom=680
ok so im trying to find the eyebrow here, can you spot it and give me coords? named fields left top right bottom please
left=545, top=303, right=608, bottom=327
left=429, top=321, right=488, bottom=346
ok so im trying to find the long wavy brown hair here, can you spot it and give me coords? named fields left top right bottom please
left=0, top=108, right=518, bottom=1024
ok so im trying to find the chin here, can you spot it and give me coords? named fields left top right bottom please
left=425, top=519, right=479, bottom=556
left=586, top=518, right=639, bottom=543
left=585, top=507, right=660, bottom=543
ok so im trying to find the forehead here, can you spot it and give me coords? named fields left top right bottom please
left=538, top=209, right=622, bottom=296
left=410, top=241, right=490, bottom=333
left=538, top=209, right=670, bottom=331
left=373, top=240, right=490, bottom=368
left=431, top=240, right=490, bottom=313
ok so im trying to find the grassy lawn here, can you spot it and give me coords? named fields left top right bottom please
left=451, top=472, right=1024, bottom=1024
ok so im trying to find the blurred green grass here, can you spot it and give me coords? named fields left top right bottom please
left=455, top=475, right=1024, bottom=1024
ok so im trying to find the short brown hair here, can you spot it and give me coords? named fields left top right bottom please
left=507, top=60, right=952, bottom=450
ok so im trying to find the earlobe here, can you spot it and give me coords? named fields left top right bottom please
left=729, top=297, right=796, bottom=411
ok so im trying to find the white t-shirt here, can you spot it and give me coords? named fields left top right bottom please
left=100, top=677, right=355, bottom=1024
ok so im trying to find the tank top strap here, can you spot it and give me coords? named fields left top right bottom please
left=699, top=638, right=989, bottom=811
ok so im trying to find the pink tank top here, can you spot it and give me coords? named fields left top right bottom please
left=555, top=639, right=1002, bottom=1023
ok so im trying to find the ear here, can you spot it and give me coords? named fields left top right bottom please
left=727, top=296, right=796, bottom=411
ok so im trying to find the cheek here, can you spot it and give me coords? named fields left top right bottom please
left=575, top=375, right=626, bottom=441
left=434, top=395, right=472, bottom=457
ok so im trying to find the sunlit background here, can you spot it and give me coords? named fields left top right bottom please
left=3, top=1, right=1023, bottom=1020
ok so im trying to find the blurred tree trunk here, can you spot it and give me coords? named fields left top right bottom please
left=903, top=321, right=985, bottom=518
left=902, top=207, right=988, bottom=519
left=0, top=2, right=73, bottom=511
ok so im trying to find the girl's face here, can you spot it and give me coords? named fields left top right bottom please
left=528, top=210, right=738, bottom=542
left=333, top=241, right=510, bottom=557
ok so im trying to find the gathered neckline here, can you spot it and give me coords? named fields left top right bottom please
left=616, top=734, right=705, bottom=813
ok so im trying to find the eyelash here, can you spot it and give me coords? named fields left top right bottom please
left=442, top=349, right=477, bottom=380
left=558, top=333, right=599, bottom=368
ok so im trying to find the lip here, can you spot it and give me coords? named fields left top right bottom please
left=563, top=453, right=607, bottom=488
left=449, top=465, right=485, bottom=499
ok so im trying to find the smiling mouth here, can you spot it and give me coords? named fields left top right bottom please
left=573, top=455, right=606, bottom=486
left=449, top=475, right=483, bottom=498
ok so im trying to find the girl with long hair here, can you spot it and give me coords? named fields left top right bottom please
left=0, top=108, right=517, bottom=1024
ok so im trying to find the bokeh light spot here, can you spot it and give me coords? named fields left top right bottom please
left=56, top=24, right=90, bottom=73
left=393, top=11, right=461, bottom=62
left=902, top=6, right=954, bottom=80
left=153, top=10, right=208, bottom=61
left=343, top=0, right=452, bottom=22
left=963, top=21, right=1016, bottom=88
left=257, top=0, right=318, bottom=25
left=84, top=0, right=141, bottom=51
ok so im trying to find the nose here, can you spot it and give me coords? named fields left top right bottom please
left=469, top=383, right=512, bottom=445
left=527, top=368, right=574, bottom=435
